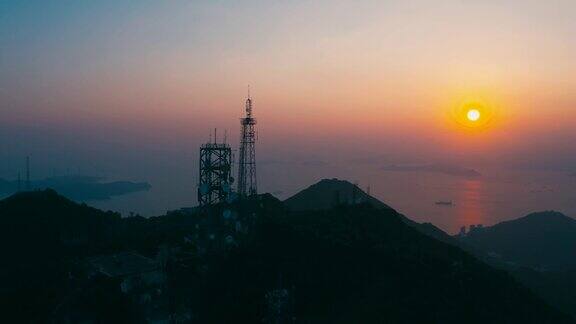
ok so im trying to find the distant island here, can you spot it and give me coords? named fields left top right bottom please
left=0, top=175, right=151, bottom=201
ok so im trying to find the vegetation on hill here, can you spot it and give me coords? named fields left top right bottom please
left=457, top=211, right=576, bottom=319
left=1, top=189, right=573, bottom=322
left=284, top=178, right=393, bottom=211
left=460, top=211, right=576, bottom=270
left=284, top=178, right=456, bottom=243
left=199, top=203, right=571, bottom=323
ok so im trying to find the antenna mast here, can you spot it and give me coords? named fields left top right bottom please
left=237, top=88, right=258, bottom=197
left=26, top=156, right=31, bottom=191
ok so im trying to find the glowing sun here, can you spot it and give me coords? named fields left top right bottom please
left=467, top=109, right=481, bottom=122
left=449, top=96, right=496, bottom=131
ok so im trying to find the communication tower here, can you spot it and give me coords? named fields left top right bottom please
left=237, top=91, right=257, bottom=197
left=26, top=156, right=31, bottom=191
left=198, top=130, right=233, bottom=206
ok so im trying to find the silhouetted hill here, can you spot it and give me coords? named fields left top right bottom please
left=512, top=268, right=576, bottom=320
left=0, top=190, right=126, bottom=322
left=0, top=189, right=123, bottom=250
left=284, top=178, right=393, bottom=211
left=0, top=175, right=151, bottom=201
left=457, top=211, right=576, bottom=318
left=1, top=190, right=573, bottom=322
left=200, top=202, right=572, bottom=323
left=460, top=211, right=576, bottom=270
left=284, top=178, right=456, bottom=243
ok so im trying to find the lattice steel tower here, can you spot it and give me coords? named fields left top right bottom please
left=237, top=93, right=257, bottom=197
left=198, top=131, right=233, bottom=206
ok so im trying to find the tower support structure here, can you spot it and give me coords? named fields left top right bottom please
left=237, top=94, right=257, bottom=197
left=198, top=140, right=233, bottom=206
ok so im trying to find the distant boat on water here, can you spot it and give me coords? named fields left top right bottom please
left=435, top=201, right=454, bottom=206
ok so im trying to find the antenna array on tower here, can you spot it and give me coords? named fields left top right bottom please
left=237, top=91, right=258, bottom=197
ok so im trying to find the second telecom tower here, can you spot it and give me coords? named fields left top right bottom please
left=237, top=93, right=257, bottom=197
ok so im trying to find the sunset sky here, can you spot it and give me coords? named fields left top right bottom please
left=1, top=1, right=575, bottom=219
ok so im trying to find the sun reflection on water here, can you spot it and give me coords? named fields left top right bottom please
left=455, top=179, right=485, bottom=231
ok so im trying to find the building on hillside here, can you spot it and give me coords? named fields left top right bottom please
left=87, top=251, right=165, bottom=294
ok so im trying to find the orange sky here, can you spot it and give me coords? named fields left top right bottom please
left=1, top=0, right=576, bottom=176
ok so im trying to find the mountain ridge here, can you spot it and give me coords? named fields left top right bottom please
left=460, top=210, right=576, bottom=270
left=284, top=178, right=456, bottom=243
left=1, top=188, right=574, bottom=322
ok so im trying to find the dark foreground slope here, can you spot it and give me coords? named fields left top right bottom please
left=199, top=203, right=571, bottom=323
left=0, top=190, right=573, bottom=323
left=0, top=190, right=137, bottom=322
left=458, top=211, right=576, bottom=318
left=460, top=211, right=576, bottom=270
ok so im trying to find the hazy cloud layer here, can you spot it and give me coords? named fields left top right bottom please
left=381, top=164, right=481, bottom=178
left=301, top=160, right=329, bottom=167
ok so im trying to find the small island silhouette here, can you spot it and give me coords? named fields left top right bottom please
left=0, top=175, right=151, bottom=201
